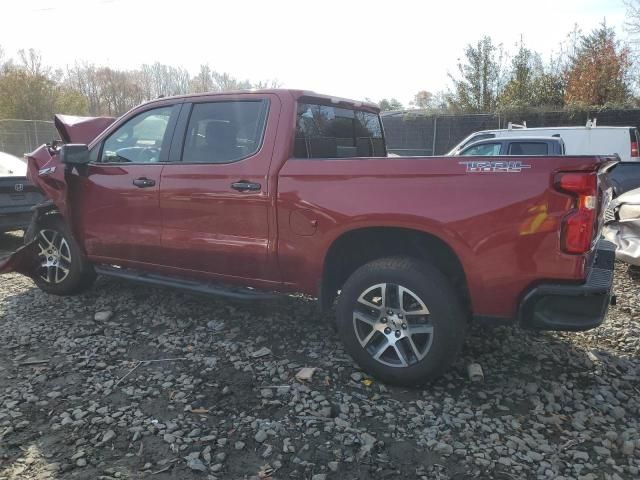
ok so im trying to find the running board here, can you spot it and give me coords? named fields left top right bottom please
left=94, top=265, right=280, bottom=300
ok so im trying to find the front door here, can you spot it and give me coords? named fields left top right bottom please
left=159, top=95, right=280, bottom=285
left=76, top=104, right=179, bottom=265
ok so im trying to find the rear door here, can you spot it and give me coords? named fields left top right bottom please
left=76, top=104, right=180, bottom=264
left=158, top=94, right=280, bottom=285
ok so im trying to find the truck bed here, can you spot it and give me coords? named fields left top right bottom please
left=277, top=154, right=612, bottom=319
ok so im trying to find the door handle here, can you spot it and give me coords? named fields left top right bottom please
left=231, top=181, right=261, bottom=192
left=133, top=177, right=156, bottom=188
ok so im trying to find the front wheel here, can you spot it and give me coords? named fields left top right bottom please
left=32, top=216, right=96, bottom=295
left=336, top=257, right=467, bottom=386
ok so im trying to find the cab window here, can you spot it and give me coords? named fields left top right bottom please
left=181, top=100, right=269, bottom=164
left=101, top=106, right=175, bottom=163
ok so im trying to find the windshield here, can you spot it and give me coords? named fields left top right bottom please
left=460, top=142, right=501, bottom=156
left=447, top=133, right=496, bottom=155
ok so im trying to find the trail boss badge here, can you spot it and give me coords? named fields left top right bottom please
left=459, top=160, right=531, bottom=173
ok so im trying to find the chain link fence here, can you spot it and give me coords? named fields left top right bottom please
left=0, top=120, right=58, bottom=158
left=382, top=108, right=640, bottom=156
left=382, top=113, right=499, bottom=156
left=6, top=110, right=640, bottom=159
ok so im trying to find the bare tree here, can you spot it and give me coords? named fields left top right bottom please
left=625, top=0, right=640, bottom=40
left=252, top=78, right=282, bottom=89
left=18, top=48, right=48, bottom=76
left=210, top=71, right=251, bottom=91
left=138, top=62, right=190, bottom=99
left=190, top=64, right=214, bottom=93
left=96, top=68, right=139, bottom=115
left=66, top=63, right=103, bottom=115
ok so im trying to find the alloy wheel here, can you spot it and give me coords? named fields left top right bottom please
left=353, top=283, right=433, bottom=367
left=37, top=229, right=71, bottom=284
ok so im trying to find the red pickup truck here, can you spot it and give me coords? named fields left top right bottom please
left=0, top=89, right=617, bottom=386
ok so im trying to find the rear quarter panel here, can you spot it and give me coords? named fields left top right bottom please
left=277, top=155, right=603, bottom=319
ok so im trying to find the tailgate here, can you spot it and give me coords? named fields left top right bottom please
left=0, top=176, right=42, bottom=211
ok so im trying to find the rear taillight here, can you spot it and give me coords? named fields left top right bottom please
left=554, top=172, right=598, bottom=254
left=632, top=141, right=639, bottom=158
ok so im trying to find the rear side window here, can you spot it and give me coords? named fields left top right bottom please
left=294, top=103, right=385, bottom=158
left=182, top=100, right=269, bottom=164
left=508, top=142, right=548, bottom=155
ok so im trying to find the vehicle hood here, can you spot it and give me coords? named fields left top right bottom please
left=54, top=114, right=116, bottom=144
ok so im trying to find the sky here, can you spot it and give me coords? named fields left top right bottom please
left=0, top=0, right=630, bottom=106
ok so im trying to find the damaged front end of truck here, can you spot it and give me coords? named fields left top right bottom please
left=0, top=114, right=114, bottom=277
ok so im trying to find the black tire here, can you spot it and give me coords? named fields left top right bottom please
left=31, top=215, right=96, bottom=295
left=336, top=256, right=467, bottom=386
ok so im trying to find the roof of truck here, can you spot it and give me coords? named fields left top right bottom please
left=141, top=89, right=380, bottom=112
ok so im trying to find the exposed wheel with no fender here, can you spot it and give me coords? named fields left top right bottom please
left=336, top=256, right=467, bottom=386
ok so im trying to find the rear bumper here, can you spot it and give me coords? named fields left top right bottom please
left=518, top=239, right=616, bottom=331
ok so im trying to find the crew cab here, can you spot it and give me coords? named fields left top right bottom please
left=0, top=90, right=618, bottom=386
left=457, top=136, right=565, bottom=156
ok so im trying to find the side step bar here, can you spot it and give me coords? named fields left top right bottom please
left=94, top=265, right=280, bottom=301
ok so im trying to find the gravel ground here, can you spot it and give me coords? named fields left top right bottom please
left=0, top=231, right=639, bottom=480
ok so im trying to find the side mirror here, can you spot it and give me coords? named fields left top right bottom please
left=59, top=144, right=90, bottom=165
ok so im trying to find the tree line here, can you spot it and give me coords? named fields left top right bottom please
left=378, top=19, right=637, bottom=113
left=0, top=47, right=280, bottom=120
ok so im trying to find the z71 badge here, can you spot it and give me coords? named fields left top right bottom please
left=459, top=160, right=531, bottom=173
